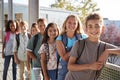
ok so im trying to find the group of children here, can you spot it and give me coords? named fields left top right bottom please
left=2, top=12, right=120, bottom=80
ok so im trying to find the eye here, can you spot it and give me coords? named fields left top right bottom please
left=95, top=25, right=100, bottom=29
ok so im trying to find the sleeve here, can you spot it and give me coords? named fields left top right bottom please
left=26, top=37, right=34, bottom=52
left=70, top=41, right=79, bottom=58
left=56, top=35, right=62, bottom=41
left=13, top=35, right=17, bottom=53
left=38, top=43, right=47, bottom=54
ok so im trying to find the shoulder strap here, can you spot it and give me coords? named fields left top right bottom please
left=5, top=31, right=11, bottom=43
left=44, top=43, right=49, bottom=62
left=16, top=33, right=20, bottom=50
left=33, top=34, right=38, bottom=52
left=61, top=33, right=68, bottom=51
left=75, top=33, right=82, bottom=40
left=76, top=39, right=85, bottom=62
left=27, top=33, right=31, bottom=39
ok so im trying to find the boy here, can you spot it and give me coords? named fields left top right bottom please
left=65, top=13, right=118, bottom=80
left=26, top=18, right=47, bottom=80
left=13, top=21, right=30, bottom=80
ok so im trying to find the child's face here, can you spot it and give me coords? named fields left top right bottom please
left=10, top=22, right=16, bottom=32
left=66, top=17, right=78, bottom=32
left=48, top=26, right=58, bottom=39
left=85, top=19, right=104, bottom=39
left=38, top=21, right=46, bottom=33
left=20, top=25, right=28, bottom=33
left=31, top=27, right=38, bottom=36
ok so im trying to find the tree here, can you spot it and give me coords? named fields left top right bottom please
left=51, top=0, right=100, bottom=22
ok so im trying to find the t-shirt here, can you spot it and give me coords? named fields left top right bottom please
left=4, top=32, right=15, bottom=56
left=65, top=38, right=117, bottom=80
left=56, top=35, right=77, bottom=50
left=27, top=33, right=43, bottom=67
left=38, top=43, right=57, bottom=70
left=13, top=33, right=29, bottom=61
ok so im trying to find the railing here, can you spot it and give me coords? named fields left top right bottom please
left=98, top=62, right=120, bottom=80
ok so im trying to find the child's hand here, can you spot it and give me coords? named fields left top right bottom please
left=2, top=52, right=5, bottom=58
left=15, top=58, right=20, bottom=64
left=44, top=75, right=50, bottom=80
left=26, top=63, right=30, bottom=71
left=89, top=61, right=103, bottom=70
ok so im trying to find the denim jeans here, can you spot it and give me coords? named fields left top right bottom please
left=3, top=55, right=17, bottom=80
left=57, top=59, right=68, bottom=80
left=48, top=69, right=57, bottom=80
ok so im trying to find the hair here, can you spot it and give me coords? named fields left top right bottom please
left=42, top=22, right=59, bottom=44
left=5, top=20, right=18, bottom=32
left=37, top=18, right=47, bottom=24
left=61, top=14, right=84, bottom=35
left=19, top=21, right=28, bottom=28
left=85, top=13, right=103, bottom=28
left=30, top=22, right=39, bottom=35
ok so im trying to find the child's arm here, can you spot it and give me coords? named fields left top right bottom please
left=98, top=48, right=120, bottom=64
left=68, top=56, right=103, bottom=71
left=56, top=40, right=70, bottom=62
left=2, top=36, right=6, bottom=58
left=27, top=51, right=37, bottom=60
left=14, top=52, right=20, bottom=64
left=40, top=53, right=50, bottom=80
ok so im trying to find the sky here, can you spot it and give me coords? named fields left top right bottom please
left=4, top=0, right=120, bottom=20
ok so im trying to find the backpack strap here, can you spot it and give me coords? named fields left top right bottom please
left=61, top=33, right=68, bottom=51
left=76, top=39, right=85, bottom=62
left=27, top=33, right=31, bottom=39
left=75, top=33, right=82, bottom=40
left=33, top=34, right=38, bottom=52
left=5, top=31, right=11, bottom=43
left=16, top=33, right=20, bottom=51
left=95, top=42, right=106, bottom=79
left=44, top=43, right=49, bottom=62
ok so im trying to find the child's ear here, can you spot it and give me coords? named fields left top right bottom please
left=102, top=26, right=105, bottom=33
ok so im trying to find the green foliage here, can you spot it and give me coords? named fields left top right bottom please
left=51, top=0, right=100, bottom=22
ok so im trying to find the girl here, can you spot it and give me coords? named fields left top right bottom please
left=38, top=23, right=59, bottom=80
left=56, top=14, right=87, bottom=80
left=30, top=22, right=39, bottom=37
left=2, top=20, right=19, bottom=80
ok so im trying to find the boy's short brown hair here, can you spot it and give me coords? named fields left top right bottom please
left=85, top=13, right=103, bottom=27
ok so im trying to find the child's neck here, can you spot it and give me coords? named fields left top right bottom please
left=66, top=32, right=75, bottom=38
left=48, top=38, right=55, bottom=44
left=10, top=31, right=15, bottom=34
left=88, top=37, right=99, bottom=43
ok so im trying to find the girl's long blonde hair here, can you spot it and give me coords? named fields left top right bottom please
left=60, top=14, right=84, bottom=35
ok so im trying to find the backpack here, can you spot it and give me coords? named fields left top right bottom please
left=16, top=33, right=31, bottom=50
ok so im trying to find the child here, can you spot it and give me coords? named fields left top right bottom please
left=38, top=23, right=59, bottom=80
left=13, top=21, right=30, bottom=80
left=27, top=18, right=47, bottom=80
left=27, top=22, right=39, bottom=80
left=30, top=22, right=39, bottom=37
left=56, top=14, right=87, bottom=80
left=65, top=13, right=118, bottom=80
left=2, top=20, right=19, bottom=80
